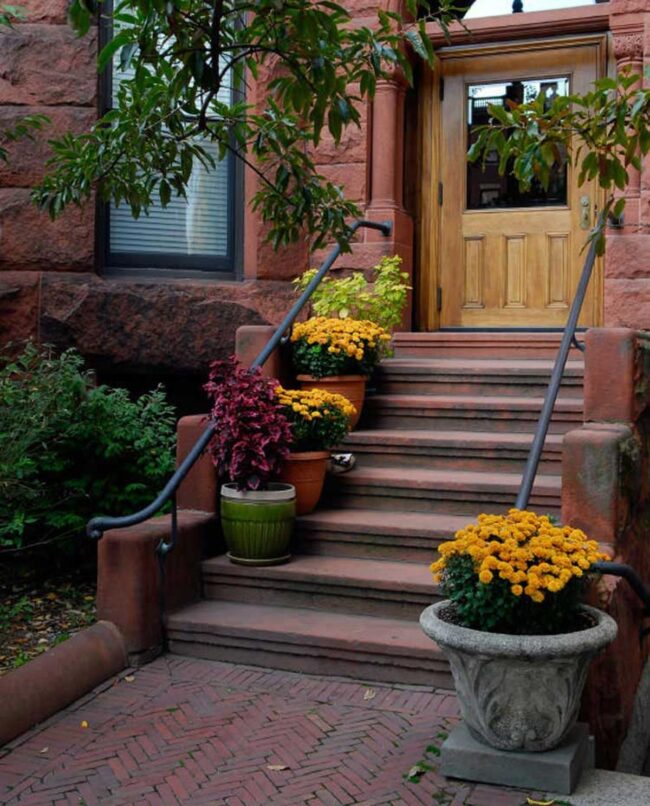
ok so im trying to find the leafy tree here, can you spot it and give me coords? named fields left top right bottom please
left=469, top=70, right=650, bottom=254
left=0, top=5, right=49, bottom=162
left=32, top=0, right=458, bottom=250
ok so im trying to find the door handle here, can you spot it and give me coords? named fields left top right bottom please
left=580, top=195, right=591, bottom=230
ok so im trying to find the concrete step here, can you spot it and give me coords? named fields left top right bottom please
left=377, top=357, right=583, bottom=398
left=296, top=508, right=468, bottom=562
left=392, top=331, right=585, bottom=360
left=326, top=466, right=561, bottom=517
left=166, top=600, right=451, bottom=687
left=202, top=554, right=441, bottom=620
left=363, top=393, right=582, bottom=434
left=344, top=428, right=563, bottom=474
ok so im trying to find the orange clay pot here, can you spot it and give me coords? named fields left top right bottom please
left=277, top=451, right=330, bottom=516
left=296, top=374, right=366, bottom=430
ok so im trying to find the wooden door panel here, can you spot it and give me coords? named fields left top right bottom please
left=438, top=40, right=603, bottom=329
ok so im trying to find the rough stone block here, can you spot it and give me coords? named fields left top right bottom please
left=605, top=233, right=650, bottom=280
left=19, top=1, right=71, bottom=24
left=0, top=25, right=97, bottom=106
left=0, top=106, right=96, bottom=187
left=318, top=161, right=367, bottom=204
left=0, top=189, right=94, bottom=270
left=604, top=278, right=650, bottom=331
left=0, top=271, right=40, bottom=347
left=561, top=423, right=634, bottom=543
left=584, top=328, right=637, bottom=423
left=440, top=722, right=591, bottom=795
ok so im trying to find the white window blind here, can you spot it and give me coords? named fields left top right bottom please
left=109, top=35, right=235, bottom=269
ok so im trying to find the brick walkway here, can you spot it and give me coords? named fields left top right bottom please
left=0, top=657, right=536, bottom=805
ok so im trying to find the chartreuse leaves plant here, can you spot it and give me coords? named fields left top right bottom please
left=469, top=69, right=650, bottom=255
left=291, top=317, right=391, bottom=378
left=293, top=256, right=411, bottom=333
left=430, top=509, right=609, bottom=635
left=33, top=0, right=458, bottom=251
left=275, top=386, right=354, bottom=452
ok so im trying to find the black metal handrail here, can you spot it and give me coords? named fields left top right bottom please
left=515, top=219, right=602, bottom=510
left=86, top=218, right=392, bottom=548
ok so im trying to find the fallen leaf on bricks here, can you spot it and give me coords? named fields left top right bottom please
left=363, top=688, right=376, bottom=700
left=266, top=764, right=289, bottom=771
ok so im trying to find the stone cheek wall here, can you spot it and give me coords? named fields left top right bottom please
left=0, top=4, right=341, bottom=379
left=563, top=328, right=650, bottom=769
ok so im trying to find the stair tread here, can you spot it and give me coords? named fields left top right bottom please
left=380, top=358, right=584, bottom=374
left=167, top=600, right=441, bottom=657
left=298, top=508, right=470, bottom=537
left=203, top=553, right=436, bottom=593
left=368, top=393, right=582, bottom=411
left=346, top=428, right=563, bottom=451
left=338, top=465, right=561, bottom=492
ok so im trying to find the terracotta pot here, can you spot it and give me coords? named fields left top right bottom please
left=296, top=374, right=366, bottom=429
left=278, top=451, right=330, bottom=515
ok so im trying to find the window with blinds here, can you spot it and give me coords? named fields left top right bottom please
left=105, top=20, right=241, bottom=276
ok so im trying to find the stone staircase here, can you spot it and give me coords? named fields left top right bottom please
left=167, top=333, right=584, bottom=688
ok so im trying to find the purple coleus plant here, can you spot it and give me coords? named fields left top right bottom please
left=204, top=356, right=292, bottom=491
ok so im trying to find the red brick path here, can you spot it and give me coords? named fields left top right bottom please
left=0, top=657, right=535, bottom=805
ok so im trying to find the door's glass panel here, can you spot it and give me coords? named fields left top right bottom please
left=464, top=0, right=603, bottom=19
left=466, top=77, right=569, bottom=210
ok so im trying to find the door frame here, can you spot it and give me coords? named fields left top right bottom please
left=417, top=33, right=609, bottom=331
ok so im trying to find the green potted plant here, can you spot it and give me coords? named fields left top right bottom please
left=290, top=316, right=390, bottom=428
left=420, top=509, right=617, bottom=752
left=275, top=385, right=356, bottom=515
left=205, top=357, right=295, bottom=566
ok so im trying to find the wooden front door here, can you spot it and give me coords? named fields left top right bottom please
left=437, top=39, right=604, bottom=329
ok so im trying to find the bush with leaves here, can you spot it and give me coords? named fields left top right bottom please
left=292, top=255, right=411, bottom=334
left=0, top=343, right=176, bottom=552
left=32, top=0, right=459, bottom=250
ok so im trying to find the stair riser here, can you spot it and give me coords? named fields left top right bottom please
left=328, top=486, right=561, bottom=517
left=296, top=531, right=444, bottom=563
left=378, top=377, right=583, bottom=399
left=203, top=578, right=439, bottom=620
left=392, top=335, right=578, bottom=361
left=344, top=445, right=560, bottom=474
left=167, top=633, right=453, bottom=688
left=363, top=408, right=581, bottom=434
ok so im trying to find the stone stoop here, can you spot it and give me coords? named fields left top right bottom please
left=167, top=333, right=584, bottom=687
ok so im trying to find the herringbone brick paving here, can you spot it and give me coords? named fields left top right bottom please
left=0, top=657, right=540, bottom=805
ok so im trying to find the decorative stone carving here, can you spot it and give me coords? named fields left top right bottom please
left=420, top=601, right=618, bottom=752
left=613, top=33, right=644, bottom=66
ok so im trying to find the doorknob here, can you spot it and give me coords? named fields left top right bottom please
left=580, top=195, right=591, bottom=230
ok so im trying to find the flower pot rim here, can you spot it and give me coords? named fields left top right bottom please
left=296, top=373, right=368, bottom=382
left=285, top=450, right=331, bottom=460
left=420, top=600, right=618, bottom=658
left=221, top=482, right=296, bottom=501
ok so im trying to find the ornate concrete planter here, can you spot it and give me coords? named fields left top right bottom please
left=420, top=600, right=617, bottom=752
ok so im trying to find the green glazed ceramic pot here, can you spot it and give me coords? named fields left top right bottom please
left=220, top=482, right=295, bottom=566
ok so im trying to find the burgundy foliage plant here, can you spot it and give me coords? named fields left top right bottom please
left=204, top=356, right=292, bottom=491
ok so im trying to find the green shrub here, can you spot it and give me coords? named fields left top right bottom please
left=293, top=255, right=411, bottom=334
left=0, top=343, right=176, bottom=552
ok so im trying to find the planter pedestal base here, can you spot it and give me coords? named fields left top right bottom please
left=440, top=722, right=594, bottom=796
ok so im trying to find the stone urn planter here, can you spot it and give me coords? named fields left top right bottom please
left=220, top=482, right=295, bottom=566
left=420, top=600, right=617, bottom=752
left=277, top=450, right=330, bottom=515
left=296, top=374, right=366, bottom=429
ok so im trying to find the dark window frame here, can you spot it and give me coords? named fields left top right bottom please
left=97, top=4, right=243, bottom=280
